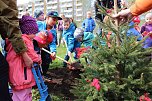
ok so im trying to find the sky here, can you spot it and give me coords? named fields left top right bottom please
left=17, top=0, right=30, bottom=5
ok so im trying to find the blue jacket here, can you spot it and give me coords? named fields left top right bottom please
left=82, top=17, right=96, bottom=32
left=82, top=32, right=94, bottom=47
left=62, top=24, right=77, bottom=52
left=127, top=21, right=142, bottom=41
left=36, top=21, right=57, bottom=52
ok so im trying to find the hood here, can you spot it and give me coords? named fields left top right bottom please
left=63, top=23, right=75, bottom=36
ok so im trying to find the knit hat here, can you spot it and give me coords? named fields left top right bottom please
left=19, top=15, right=38, bottom=34
left=34, top=9, right=44, bottom=18
left=34, top=30, right=53, bottom=47
left=132, top=16, right=140, bottom=23
left=74, top=28, right=84, bottom=39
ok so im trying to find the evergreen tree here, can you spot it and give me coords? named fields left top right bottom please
left=71, top=3, right=152, bottom=101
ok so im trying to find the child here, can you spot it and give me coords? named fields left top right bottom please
left=34, top=9, right=45, bottom=21
left=132, top=16, right=140, bottom=32
left=82, top=11, right=96, bottom=33
left=36, top=11, right=62, bottom=80
left=57, top=14, right=65, bottom=47
left=6, top=15, right=41, bottom=101
left=74, top=28, right=94, bottom=59
left=62, top=17, right=77, bottom=67
left=70, top=17, right=77, bottom=29
left=127, top=20, right=142, bottom=41
left=140, top=13, right=152, bottom=48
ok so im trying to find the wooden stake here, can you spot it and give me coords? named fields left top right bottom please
left=114, top=0, right=120, bottom=46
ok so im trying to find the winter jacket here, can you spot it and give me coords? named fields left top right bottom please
left=141, top=24, right=152, bottom=34
left=82, top=32, right=95, bottom=47
left=140, top=24, right=152, bottom=48
left=82, top=18, right=96, bottom=32
left=37, top=21, right=57, bottom=52
left=57, top=20, right=63, bottom=31
left=6, top=34, right=41, bottom=90
left=127, top=21, right=142, bottom=41
left=130, top=0, right=152, bottom=16
left=62, top=24, right=76, bottom=52
left=0, top=0, right=27, bottom=54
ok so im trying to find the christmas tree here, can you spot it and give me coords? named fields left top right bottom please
left=71, top=1, right=152, bottom=101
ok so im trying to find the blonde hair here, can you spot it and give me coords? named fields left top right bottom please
left=87, top=11, right=92, bottom=15
left=145, top=13, right=152, bottom=19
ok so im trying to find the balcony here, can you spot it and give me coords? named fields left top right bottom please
left=18, top=7, right=23, bottom=11
left=66, top=14, right=72, bottom=18
left=35, top=2, right=44, bottom=7
left=76, top=9, right=82, bottom=12
left=47, top=1, right=57, bottom=4
left=61, top=4, right=73, bottom=8
left=76, top=13, right=83, bottom=17
left=64, top=9, right=73, bottom=13
left=47, top=6, right=58, bottom=10
left=76, top=3, right=82, bottom=6
left=60, top=0, right=72, bottom=3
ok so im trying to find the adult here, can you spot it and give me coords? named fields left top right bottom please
left=0, top=0, right=33, bottom=101
left=94, top=0, right=121, bottom=35
left=113, top=0, right=152, bottom=19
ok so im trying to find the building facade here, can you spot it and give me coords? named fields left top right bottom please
left=17, top=0, right=94, bottom=21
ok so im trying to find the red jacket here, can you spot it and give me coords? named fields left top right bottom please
left=6, top=34, right=41, bottom=90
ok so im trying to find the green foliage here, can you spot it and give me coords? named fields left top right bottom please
left=71, top=3, right=152, bottom=101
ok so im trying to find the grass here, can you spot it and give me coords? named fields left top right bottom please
left=49, top=45, right=67, bottom=69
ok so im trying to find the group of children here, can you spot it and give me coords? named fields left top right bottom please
left=2, top=9, right=95, bottom=101
left=127, top=13, right=152, bottom=48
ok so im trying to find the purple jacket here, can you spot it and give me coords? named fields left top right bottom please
left=141, top=24, right=152, bottom=33
left=141, top=24, right=152, bottom=48
left=57, top=20, right=63, bottom=31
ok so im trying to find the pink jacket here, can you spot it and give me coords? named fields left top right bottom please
left=6, top=34, right=41, bottom=90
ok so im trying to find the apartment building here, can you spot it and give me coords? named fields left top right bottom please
left=59, top=0, right=74, bottom=18
left=17, top=0, right=93, bottom=21
left=18, top=4, right=27, bottom=18
left=76, top=0, right=83, bottom=21
left=28, top=2, right=34, bottom=16
left=47, top=0, right=59, bottom=13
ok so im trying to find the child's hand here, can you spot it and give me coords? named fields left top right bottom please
left=68, top=51, right=72, bottom=57
left=50, top=52, right=56, bottom=60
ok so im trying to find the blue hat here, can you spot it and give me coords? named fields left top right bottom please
left=47, top=11, right=62, bottom=20
left=34, top=9, right=44, bottom=18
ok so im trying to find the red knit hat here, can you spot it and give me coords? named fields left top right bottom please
left=133, top=16, right=140, bottom=23
left=34, top=30, right=53, bottom=47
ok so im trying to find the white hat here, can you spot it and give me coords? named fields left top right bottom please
left=74, top=28, right=84, bottom=39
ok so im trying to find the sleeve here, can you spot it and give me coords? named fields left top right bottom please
left=49, top=30, right=57, bottom=53
left=84, top=32, right=93, bottom=40
left=67, top=35, right=75, bottom=52
left=140, top=25, right=145, bottom=34
left=92, top=19, right=96, bottom=30
left=82, top=20, right=85, bottom=29
left=0, top=0, right=27, bottom=54
left=130, top=0, right=152, bottom=16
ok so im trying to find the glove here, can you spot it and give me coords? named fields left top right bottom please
left=50, top=52, right=56, bottom=60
